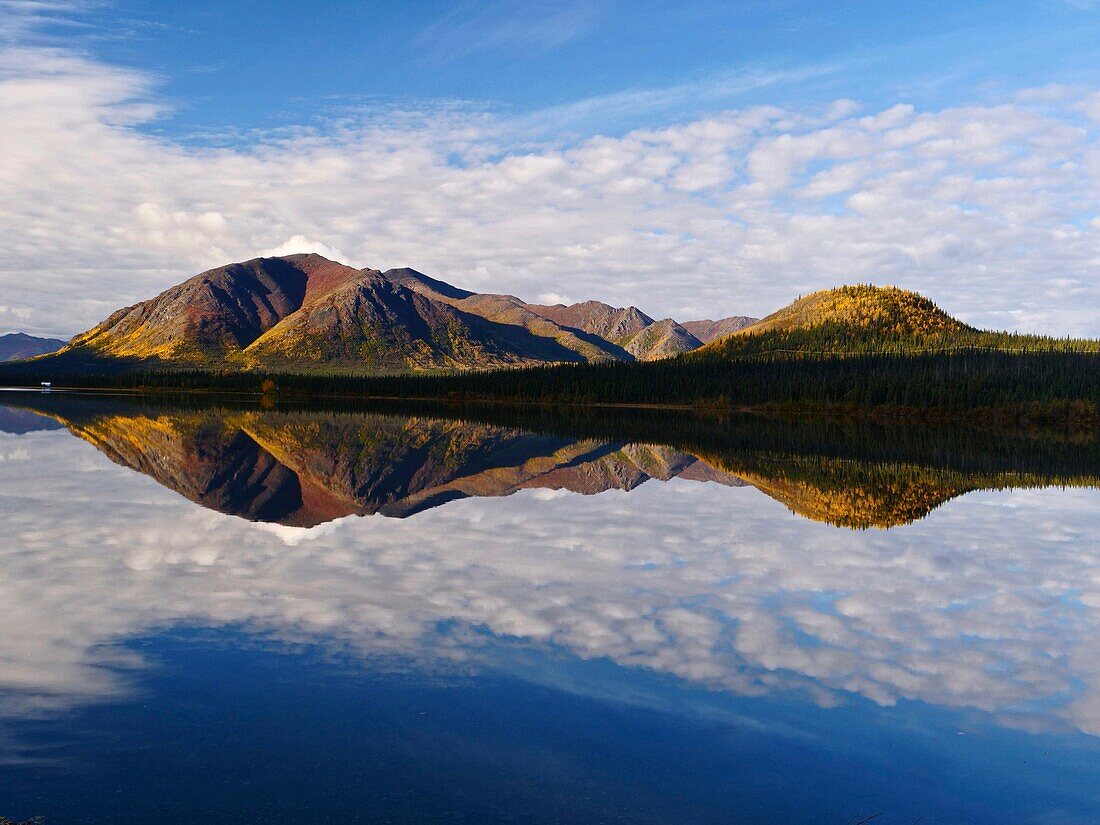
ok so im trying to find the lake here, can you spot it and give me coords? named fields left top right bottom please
left=2, top=391, right=1100, bottom=823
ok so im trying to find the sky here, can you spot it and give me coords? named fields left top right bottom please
left=1, top=0, right=1100, bottom=337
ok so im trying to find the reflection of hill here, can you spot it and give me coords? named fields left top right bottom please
left=5, top=393, right=1100, bottom=528
left=700, top=455, right=977, bottom=528
left=697, top=452, right=1100, bottom=528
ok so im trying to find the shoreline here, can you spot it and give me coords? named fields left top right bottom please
left=2, top=383, right=1096, bottom=432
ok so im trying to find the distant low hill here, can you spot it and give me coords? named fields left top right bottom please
left=24, top=254, right=754, bottom=374
left=0, top=332, right=67, bottom=362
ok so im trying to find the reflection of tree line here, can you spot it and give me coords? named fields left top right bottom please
left=8, top=393, right=1100, bottom=528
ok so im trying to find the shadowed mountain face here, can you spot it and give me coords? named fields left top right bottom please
left=33, top=255, right=755, bottom=374
left=9, top=395, right=1100, bottom=529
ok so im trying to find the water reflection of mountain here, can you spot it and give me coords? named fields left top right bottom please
left=0, top=402, right=65, bottom=434
left=5, top=393, right=1100, bottom=528
left=5, top=398, right=743, bottom=526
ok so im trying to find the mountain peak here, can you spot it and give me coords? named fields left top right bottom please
left=526, top=300, right=669, bottom=357
left=60, top=255, right=373, bottom=363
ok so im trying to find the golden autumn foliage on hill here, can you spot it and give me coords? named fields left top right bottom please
left=697, top=449, right=1100, bottom=528
left=732, top=285, right=970, bottom=338
left=694, top=284, right=1100, bottom=363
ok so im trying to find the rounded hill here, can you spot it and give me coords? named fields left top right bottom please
left=737, top=285, right=969, bottom=337
left=696, top=285, right=975, bottom=359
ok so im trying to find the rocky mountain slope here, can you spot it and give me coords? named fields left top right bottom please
left=37, top=254, right=754, bottom=374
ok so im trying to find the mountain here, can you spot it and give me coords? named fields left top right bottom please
left=0, top=332, right=67, bottom=361
left=681, top=316, right=758, bottom=343
left=31, top=254, right=750, bottom=375
left=236, top=270, right=549, bottom=371
left=734, top=285, right=968, bottom=337
left=528, top=301, right=654, bottom=345
left=54, top=255, right=597, bottom=371
left=618, top=318, right=703, bottom=360
left=64, top=254, right=361, bottom=363
left=383, top=267, right=475, bottom=301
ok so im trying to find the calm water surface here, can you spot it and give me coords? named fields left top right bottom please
left=2, top=393, right=1100, bottom=823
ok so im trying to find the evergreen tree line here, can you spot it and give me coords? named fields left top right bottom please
left=4, top=347, right=1100, bottom=424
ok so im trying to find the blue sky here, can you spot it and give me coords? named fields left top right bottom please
left=2, top=0, right=1100, bottom=336
left=42, top=1, right=1100, bottom=137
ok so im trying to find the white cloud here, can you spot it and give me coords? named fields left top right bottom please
left=261, top=235, right=346, bottom=262
left=1, top=45, right=1100, bottom=337
left=536, top=291, right=570, bottom=305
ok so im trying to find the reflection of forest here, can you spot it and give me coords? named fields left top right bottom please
left=7, top=393, right=1100, bottom=528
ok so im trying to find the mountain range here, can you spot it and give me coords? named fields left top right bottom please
left=25, top=254, right=755, bottom=373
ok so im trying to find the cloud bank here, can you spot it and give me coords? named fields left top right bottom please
left=1, top=43, right=1099, bottom=338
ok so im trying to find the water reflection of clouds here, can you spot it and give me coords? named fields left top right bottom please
left=4, top=430, right=1100, bottom=740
